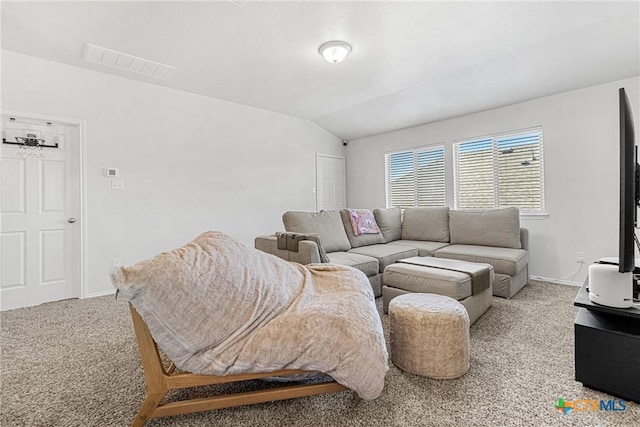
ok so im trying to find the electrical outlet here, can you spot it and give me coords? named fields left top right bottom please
left=111, top=179, right=125, bottom=190
left=112, top=258, right=122, bottom=268
left=577, top=252, right=585, bottom=263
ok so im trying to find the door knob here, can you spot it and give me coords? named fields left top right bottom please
left=67, top=218, right=76, bottom=223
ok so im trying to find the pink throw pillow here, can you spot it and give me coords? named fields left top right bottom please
left=347, top=209, right=381, bottom=236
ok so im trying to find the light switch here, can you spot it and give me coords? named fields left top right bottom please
left=111, top=179, right=125, bottom=190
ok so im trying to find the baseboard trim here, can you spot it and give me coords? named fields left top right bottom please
left=530, top=276, right=581, bottom=287
left=84, top=289, right=116, bottom=299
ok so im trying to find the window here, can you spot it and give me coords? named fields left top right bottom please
left=453, top=128, right=544, bottom=213
left=385, top=145, right=445, bottom=208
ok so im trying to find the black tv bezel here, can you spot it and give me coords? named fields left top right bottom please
left=618, top=87, right=637, bottom=274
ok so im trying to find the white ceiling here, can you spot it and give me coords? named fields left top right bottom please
left=2, top=1, right=639, bottom=140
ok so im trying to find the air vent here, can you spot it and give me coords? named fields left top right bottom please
left=84, top=44, right=175, bottom=80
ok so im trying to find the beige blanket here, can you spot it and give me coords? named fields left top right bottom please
left=110, top=231, right=388, bottom=400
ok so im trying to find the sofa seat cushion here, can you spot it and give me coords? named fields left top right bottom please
left=348, top=244, right=418, bottom=273
left=327, top=252, right=379, bottom=277
left=391, top=240, right=450, bottom=257
left=434, top=244, right=528, bottom=276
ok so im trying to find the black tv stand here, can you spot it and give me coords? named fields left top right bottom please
left=573, top=281, right=640, bottom=403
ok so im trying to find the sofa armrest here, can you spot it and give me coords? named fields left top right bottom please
left=254, top=235, right=321, bottom=264
left=520, top=228, right=529, bottom=252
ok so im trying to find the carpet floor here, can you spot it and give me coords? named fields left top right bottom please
left=1, top=280, right=639, bottom=426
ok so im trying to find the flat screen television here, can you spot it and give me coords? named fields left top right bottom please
left=587, top=88, right=638, bottom=308
left=618, top=87, right=638, bottom=275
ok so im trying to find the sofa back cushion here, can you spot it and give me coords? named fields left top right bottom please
left=449, top=207, right=521, bottom=249
left=373, top=207, right=402, bottom=242
left=401, top=207, right=450, bottom=242
left=340, top=210, right=385, bottom=248
left=283, top=210, right=351, bottom=252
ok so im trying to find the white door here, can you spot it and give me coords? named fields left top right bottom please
left=316, top=154, right=346, bottom=211
left=1, top=115, right=81, bottom=310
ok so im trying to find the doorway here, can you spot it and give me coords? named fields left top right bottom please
left=316, top=153, right=346, bottom=212
left=1, top=112, right=84, bottom=310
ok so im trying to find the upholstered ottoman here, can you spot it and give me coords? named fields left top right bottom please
left=383, top=257, right=494, bottom=325
left=389, top=293, right=470, bottom=379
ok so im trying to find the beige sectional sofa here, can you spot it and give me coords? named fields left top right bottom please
left=255, top=207, right=529, bottom=299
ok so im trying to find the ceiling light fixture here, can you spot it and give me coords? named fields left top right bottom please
left=319, top=41, right=352, bottom=64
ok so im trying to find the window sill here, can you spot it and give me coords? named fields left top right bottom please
left=521, top=212, right=548, bottom=220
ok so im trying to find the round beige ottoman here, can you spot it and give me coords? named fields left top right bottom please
left=389, top=293, right=470, bottom=379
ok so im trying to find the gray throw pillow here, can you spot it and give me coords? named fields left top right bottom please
left=449, top=207, right=521, bottom=249
left=373, top=207, right=402, bottom=242
left=401, top=207, right=450, bottom=242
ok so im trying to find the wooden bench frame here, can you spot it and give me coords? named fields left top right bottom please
left=128, top=303, right=349, bottom=426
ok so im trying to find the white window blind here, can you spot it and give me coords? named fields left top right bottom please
left=453, top=128, right=544, bottom=213
left=385, top=145, right=445, bottom=208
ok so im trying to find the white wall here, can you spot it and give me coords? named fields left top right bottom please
left=1, top=50, right=343, bottom=296
left=346, top=77, right=640, bottom=283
